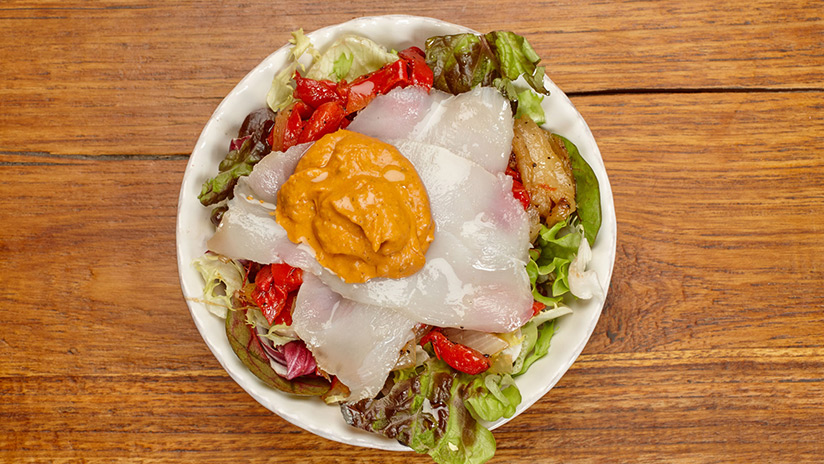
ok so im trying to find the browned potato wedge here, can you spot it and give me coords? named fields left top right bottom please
left=512, top=115, right=577, bottom=226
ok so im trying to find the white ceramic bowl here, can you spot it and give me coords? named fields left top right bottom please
left=177, top=15, right=617, bottom=451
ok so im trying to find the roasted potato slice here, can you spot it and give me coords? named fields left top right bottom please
left=511, top=115, right=577, bottom=226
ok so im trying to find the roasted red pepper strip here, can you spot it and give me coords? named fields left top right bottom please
left=282, top=108, right=305, bottom=151
left=369, top=58, right=409, bottom=93
left=398, top=46, right=434, bottom=88
left=280, top=51, right=434, bottom=149
left=340, top=59, right=409, bottom=114
left=505, top=166, right=531, bottom=210
left=420, top=329, right=490, bottom=375
left=252, top=263, right=303, bottom=325
left=297, top=101, right=346, bottom=144
left=267, top=124, right=275, bottom=148
left=294, top=72, right=343, bottom=109
left=341, top=79, right=378, bottom=115
left=275, top=292, right=295, bottom=326
left=292, top=100, right=315, bottom=119
left=531, top=300, right=547, bottom=316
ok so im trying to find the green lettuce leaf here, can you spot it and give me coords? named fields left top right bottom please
left=256, top=321, right=299, bottom=348
left=288, top=28, right=319, bottom=64
left=555, top=135, right=602, bottom=246
left=306, top=34, right=398, bottom=82
left=514, top=88, right=546, bottom=125
left=192, top=253, right=244, bottom=318
left=528, top=219, right=584, bottom=304
left=428, top=374, right=496, bottom=464
left=515, top=320, right=558, bottom=376
left=266, top=29, right=321, bottom=111
left=484, top=31, right=547, bottom=95
left=225, top=308, right=330, bottom=396
left=266, top=62, right=299, bottom=112
left=341, top=359, right=499, bottom=464
left=332, top=52, right=354, bottom=80
left=464, top=374, right=521, bottom=422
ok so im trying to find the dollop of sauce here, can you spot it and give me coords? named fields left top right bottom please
left=276, top=130, right=434, bottom=283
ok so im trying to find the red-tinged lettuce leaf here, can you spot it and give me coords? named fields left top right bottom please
left=198, top=138, right=268, bottom=206
left=280, top=340, right=317, bottom=380
left=341, top=360, right=496, bottom=464
left=483, top=31, right=547, bottom=95
left=424, top=31, right=550, bottom=126
left=198, top=108, right=276, bottom=206
left=225, top=308, right=330, bottom=396
left=427, top=378, right=495, bottom=464
left=425, top=33, right=499, bottom=95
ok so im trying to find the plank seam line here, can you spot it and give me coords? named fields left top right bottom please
left=0, top=152, right=190, bottom=161
left=0, top=6, right=150, bottom=11
left=567, top=87, right=824, bottom=97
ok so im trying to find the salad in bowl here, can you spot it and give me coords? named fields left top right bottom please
left=177, top=15, right=616, bottom=464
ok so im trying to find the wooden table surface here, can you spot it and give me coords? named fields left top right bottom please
left=2, top=1, right=823, bottom=463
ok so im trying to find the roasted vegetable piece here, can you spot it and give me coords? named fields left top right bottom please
left=398, top=46, right=435, bottom=88
left=511, top=115, right=577, bottom=226
left=339, top=58, right=409, bottom=114
left=282, top=106, right=305, bottom=150
left=297, top=101, right=347, bottom=143
left=504, top=166, right=531, bottom=210
left=294, top=72, right=343, bottom=108
left=252, top=263, right=303, bottom=325
left=267, top=103, right=291, bottom=152
left=421, top=329, right=490, bottom=375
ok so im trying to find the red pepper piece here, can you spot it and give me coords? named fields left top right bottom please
left=511, top=180, right=530, bottom=210
left=531, top=300, right=546, bottom=316
left=273, top=292, right=295, bottom=326
left=251, top=263, right=303, bottom=325
left=420, top=329, right=490, bottom=375
left=398, top=46, right=434, bottom=88
left=292, top=100, right=315, bottom=119
left=267, top=127, right=274, bottom=150
left=505, top=166, right=531, bottom=210
left=342, top=79, right=378, bottom=114
left=505, top=165, right=522, bottom=182
left=282, top=108, right=305, bottom=151
left=370, top=59, right=409, bottom=94
left=294, top=72, right=343, bottom=109
left=298, top=101, right=346, bottom=144
left=341, top=59, right=409, bottom=114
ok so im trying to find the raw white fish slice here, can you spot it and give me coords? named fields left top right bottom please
left=292, top=274, right=418, bottom=400
left=206, top=178, right=321, bottom=274
left=349, top=86, right=513, bottom=173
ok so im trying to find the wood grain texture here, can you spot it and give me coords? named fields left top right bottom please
left=2, top=91, right=823, bottom=463
left=2, top=1, right=823, bottom=463
left=0, top=0, right=822, bottom=155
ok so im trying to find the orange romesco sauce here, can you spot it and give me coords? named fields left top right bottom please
left=276, top=130, right=434, bottom=283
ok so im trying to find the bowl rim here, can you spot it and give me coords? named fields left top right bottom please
left=176, top=14, right=617, bottom=452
